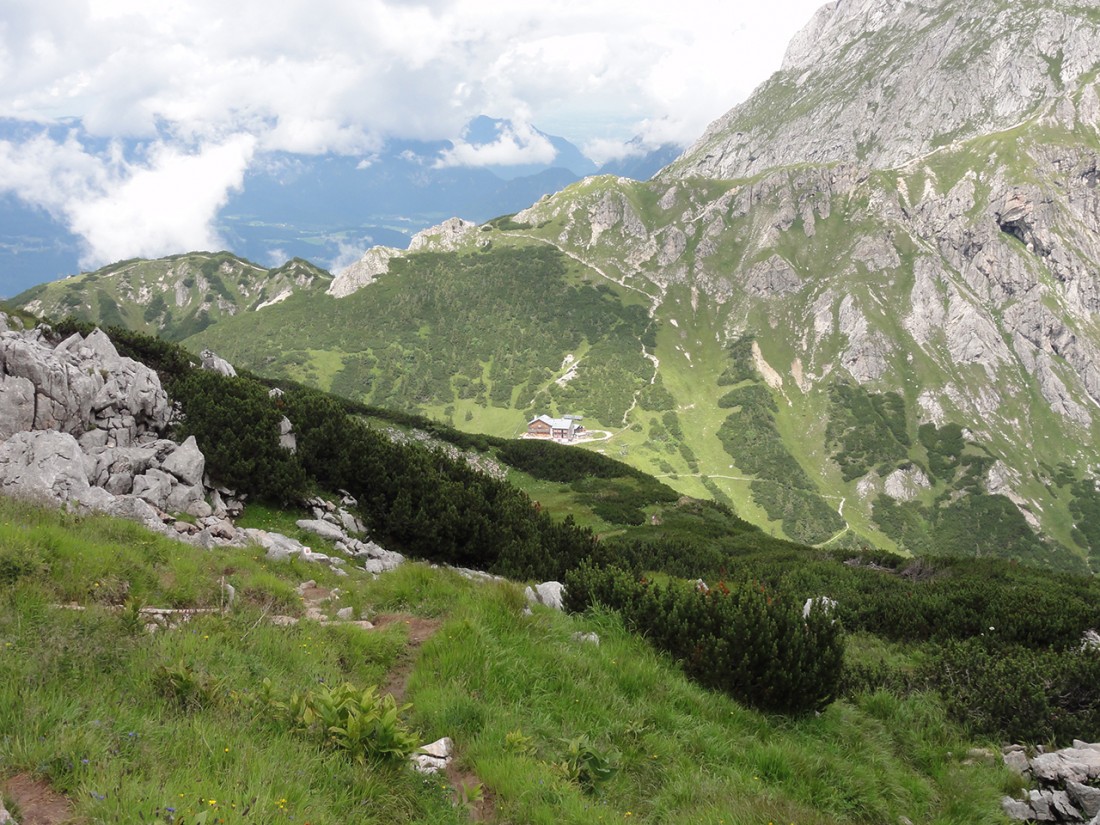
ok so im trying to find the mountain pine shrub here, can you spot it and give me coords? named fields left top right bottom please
left=925, top=639, right=1100, bottom=744
left=564, top=563, right=843, bottom=714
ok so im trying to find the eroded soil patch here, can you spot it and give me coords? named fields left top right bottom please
left=3, top=774, right=76, bottom=825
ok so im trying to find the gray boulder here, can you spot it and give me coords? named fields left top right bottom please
left=525, top=581, right=565, bottom=611
left=362, top=550, right=404, bottom=574
left=132, top=468, right=176, bottom=510
left=296, top=518, right=347, bottom=543
left=1, top=324, right=169, bottom=445
left=243, top=528, right=309, bottom=562
left=1068, top=781, right=1100, bottom=819
left=160, top=436, right=205, bottom=486
left=411, top=737, right=453, bottom=775
left=200, top=349, right=237, bottom=377
left=278, top=416, right=296, bottom=452
left=0, top=430, right=97, bottom=507
left=1032, top=748, right=1100, bottom=784
left=102, top=495, right=166, bottom=533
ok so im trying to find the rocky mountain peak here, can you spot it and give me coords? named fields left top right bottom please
left=667, top=0, right=1100, bottom=181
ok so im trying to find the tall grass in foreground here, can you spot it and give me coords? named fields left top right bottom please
left=400, top=571, right=1018, bottom=824
left=1, top=499, right=1021, bottom=823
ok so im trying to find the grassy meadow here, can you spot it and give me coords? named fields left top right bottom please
left=0, top=495, right=1024, bottom=824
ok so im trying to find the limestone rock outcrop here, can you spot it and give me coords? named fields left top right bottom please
left=0, top=317, right=217, bottom=539
left=327, top=246, right=402, bottom=298
left=668, top=1, right=1100, bottom=181
left=200, top=349, right=237, bottom=378
left=0, top=314, right=401, bottom=575
left=1003, top=742, right=1100, bottom=823
left=1, top=325, right=168, bottom=444
left=327, top=218, right=482, bottom=299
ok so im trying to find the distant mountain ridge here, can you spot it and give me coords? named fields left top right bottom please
left=17, top=0, right=1100, bottom=571
left=0, top=116, right=678, bottom=297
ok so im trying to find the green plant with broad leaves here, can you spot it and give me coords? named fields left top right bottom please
left=555, top=735, right=620, bottom=793
left=260, top=679, right=419, bottom=761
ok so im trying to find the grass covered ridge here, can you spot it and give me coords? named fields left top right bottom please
left=0, top=496, right=1024, bottom=824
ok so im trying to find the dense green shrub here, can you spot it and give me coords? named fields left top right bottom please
left=873, top=491, right=1061, bottom=569
left=918, top=422, right=965, bottom=482
left=826, top=384, right=909, bottom=481
left=1069, top=479, right=1100, bottom=559
left=716, top=337, right=755, bottom=386
left=564, top=563, right=844, bottom=714
left=749, top=480, right=845, bottom=546
left=172, top=369, right=307, bottom=504
left=720, top=550, right=1100, bottom=649
left=638, top=377, right=676, bottom=412
left=714, top=381, right=847, bottom=545
left=280, top=387, right=600, bottom=580
left=925, top=639, right=1100, bottom=744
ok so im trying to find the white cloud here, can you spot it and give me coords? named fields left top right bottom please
left=0, top=1, right=826, bottom=149
left=328, top=241, right=371, bottom=274
left=265, top=248, right=290, bottom=268
left=435, top=121, right=558, bottom=169
left=0, top=1, right=828, bottom=262
left=0, top=131, right=256, bottom=267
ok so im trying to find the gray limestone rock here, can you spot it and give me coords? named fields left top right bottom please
left=1002, top=796, right=1037, bottom=821
left=103, top=495, right=169, bottom=533
left=327, top=246, right=402, bottom=298
left=200, top=349, right=237, bottom=377
left=0, top=373, right=35, bottom=439
left=244, top=528, right=310, bottom=562
left=1067, top=781, right=1100, bottom=819
left=838, top=295, right=889, bottom=383
left=1050, top=790, right=1083, bottom=822
left=160, top=436, right=205, bottom=486
left=525, top=581, right=565, bottom=611
left=277, top=416, right=296, bottom=453
left=132, top=468, right=176, bottom=511
left=1004, top=749, right=1031, bottom=775
left=296, top=518, right=347, bottom=543
left=407, top=217, right=479, bottom=253
left=1031, top=748, right=1100, bottom=784
left=0, top=430, right=96, bottom=506
left=338, top=509, right=364, bottom=535
left=411, top=737, right=453, bottom=774
left=668, top=1, right=1100, bottom=181
left=883, top=467, right=931, bottom=503
left=1028, top=789, right=1056, bottom=822
left=742, top=255, right=803, bottom=297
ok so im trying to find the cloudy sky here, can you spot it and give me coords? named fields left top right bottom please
left=0, top=0, right=825, bottom=267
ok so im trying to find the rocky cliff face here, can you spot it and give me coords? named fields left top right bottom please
left=0, top=311, right=209, bottom=531
left=666, top=0, right=1100, bottom=181
left=0, top=312, right=403, bottom=573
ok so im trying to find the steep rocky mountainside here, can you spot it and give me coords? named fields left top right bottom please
left=14, top=252, right=331, bottom=342
left=17, top=0, right=1100, bottom=568
left=666, top=0, right=1100, bottom=180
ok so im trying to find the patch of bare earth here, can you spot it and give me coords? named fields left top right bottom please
left=372, top=614, right=442, bottom=702
left=3, top=774, right=77, bottom=825
left=445, top=762, right=498, bottom=822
